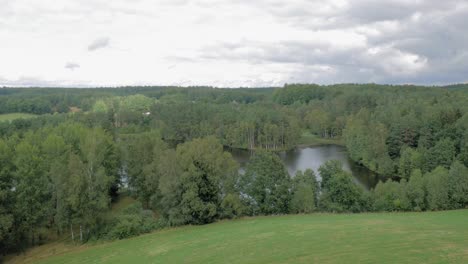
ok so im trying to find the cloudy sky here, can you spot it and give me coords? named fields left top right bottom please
left=1, top=0, right=467, bottom=87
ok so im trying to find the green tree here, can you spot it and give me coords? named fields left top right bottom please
left=320, top=171, right=367, bottom=213
left=162, top=137, right=238, bottom=225
left=398, top=147, right=423, bottom=179
left=425, top=138, right=456, bottom=171
left=14, top=141, right=51, bottom=246
left=41, top=134, right=71, bottom=235
left=92, top=99, right=109, bottom=113
left=157, top=149, right=184, bottom=226
left=67, top=128, right=114, bottom=242
left=448, top=161, right=468, bottom=209
left=119, top=94, right=154, bottom=112
left=305, top=109, right=330, bottom=138
left=0, top=139, right=15, bottom=252
left=290, top=169, right=318, bottom=213
left=344, top=109, right=393, bottom=175
left=406, top=169, right=426, bottom=211
left=372, top=180, right=410, bottom=211
left=424, top=167, right=450, bottom=210
left=318, top=160, right=343, bottom=190
left=240, top=151, right=291, bottom=215
left=458, top=130, right=468, bottom=167
left=120, top=131, right=166, bottom=208
left=220, top=193, right=246, bottom=219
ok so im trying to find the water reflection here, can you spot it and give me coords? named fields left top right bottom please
left=229, top=145, right=382, bottom=190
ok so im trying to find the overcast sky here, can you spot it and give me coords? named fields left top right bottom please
left=1, top=0, right=467, bottom=87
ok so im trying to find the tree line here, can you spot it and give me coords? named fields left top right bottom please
left=2, top=125, right=468, bottom=255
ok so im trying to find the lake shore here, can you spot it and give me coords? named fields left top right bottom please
left=297, top=131, right=345, bottom=148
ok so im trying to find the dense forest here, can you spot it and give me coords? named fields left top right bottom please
left=1, top=84, right=468, bottom=255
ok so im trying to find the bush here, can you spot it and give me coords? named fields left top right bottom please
left=104, top=203, right=159, bottom=240
left=320, top=171, right=368, bottom=213
left=220, top=193, right=246, bottom=219
left=372, top=179, right=411, bottom=212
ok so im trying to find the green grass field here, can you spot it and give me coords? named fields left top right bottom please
left=297, top=131, right=344, bottom=147
left=9, top=210, right=468, bottom=264
left=0, top=113, right=37, bottom=122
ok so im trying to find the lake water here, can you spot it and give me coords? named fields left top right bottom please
left=229, top=145, right=382, bottom=190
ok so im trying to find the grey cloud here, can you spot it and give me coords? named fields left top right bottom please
left=65, top=62, right=80, bottom=70
left=3, top=0, right=468, bottom=86
left=88, top=37, right=110, bottom=51
left=192, top=0, right=468, bottom=85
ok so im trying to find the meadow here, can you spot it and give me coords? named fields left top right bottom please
left=0, top=113, right=37, bottom=122
left=9, top=210, right=468, bottom=264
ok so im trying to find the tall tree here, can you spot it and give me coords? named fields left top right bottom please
left=0, top=139, right=15, bottom=252
left=448, top=161, right=468, bottom=209
left=373, top=180, right=410, bottom=211
left=425, top=138, right=456, bottom=171
left=240, top=151, right=291, bottom=215
left=406, top=169, right=426, bottom=211
left=290, top=169, right=318, bottom=213
left=14, top=141, right=51, bottom=246
left=320, top=171, right=367, bottom=213
left=424, top=167, right=450, bottom=211
left=398, top=147, right=423, bottom=179
left=161, top=137, right=237, bottom=225
left=318, top=160, right=343, bottom=190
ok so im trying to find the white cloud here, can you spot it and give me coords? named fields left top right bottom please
left=0, top=0, right=467, bottom=87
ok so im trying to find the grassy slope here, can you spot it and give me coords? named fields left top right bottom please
left=0, top=113, right=37, bottom=122
left=9, top=210, right=468, bottom=264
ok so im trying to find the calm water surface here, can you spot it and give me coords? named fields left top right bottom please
left=229, top=145, right=382, bottom=190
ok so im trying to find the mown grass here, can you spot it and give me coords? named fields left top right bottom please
left=0, top=113, right=37, bottom=122
left=297, top=131, right=344, bottom=147
left=8, top=210, right=468, bottom=264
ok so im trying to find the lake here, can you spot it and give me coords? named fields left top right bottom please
left=229, top=145, right=382, bottom=190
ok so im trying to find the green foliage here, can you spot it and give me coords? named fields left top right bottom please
left=398, top=147, right=423, bottom=179
left=425, top=138, right=456, bottom=171
left=457, top=130, right=468, bottom=167
left=14, top=141, right=51, bottom=245
left=0, top=113, right=37, bottom=123
left=305, top=109, right=330, bottom=138
left=92, top=100, right=109, bottom=113
left=320, top=171, right=368, bottom=213
left=372, top=180, right=411, bottom=211
left=220, top=193, right=246, bottom=219
left=318, top=160, right=343, bottom=189
left=448, top=161, right=468, bottom=209
left=290, top=169, right=318, bottom=213
left=0, top=122, right=120, bottom=252
left=240, top=151, right=291, bottom=215
left=119, top=94, right=154, bottom=112
left=344, top=109, right=394, bottom=175
left=2, top=84, right=468, bottom=255
left=159, top=137, right=238, bottom=225
left=120, top=131, right=167, bottom=208
left=406, top=169, right=426, bottom=211
left=103, top=203, right=157, bottom=240
left=273, top=84, right=324, bottom=105
left=424, top=167, right=450, bottom=210
left=0, top=139, right=15, bottom=252
left=177, top=138, right=229, bottom=224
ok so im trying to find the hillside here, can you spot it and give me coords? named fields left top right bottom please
left=8, top=210, right=468, bottom=264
